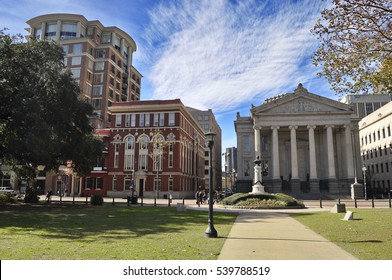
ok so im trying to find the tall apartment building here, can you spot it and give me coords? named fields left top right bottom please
left=340, top=94, right=391, bottom=119
left=26, top=13, right=142, bottom=129
left=186, top=107, right=222, bottom=191
left=359, top=101, right=392, bottom=197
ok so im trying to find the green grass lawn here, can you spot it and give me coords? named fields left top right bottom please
left=292, top=208, right=392, bottom=260
left=0, top=204, right=237, bottom=260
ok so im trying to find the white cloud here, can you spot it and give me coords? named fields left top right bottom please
left=142, top=0, right=327, bottom=113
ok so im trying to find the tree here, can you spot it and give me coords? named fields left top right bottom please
left=312, top=0, right=392, bottom=95
left=0, top=30, right=102, bottom=180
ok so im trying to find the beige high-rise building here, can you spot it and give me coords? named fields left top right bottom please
left=187, top=107, right=222, bottom=191
left=26, top=13, right=142, bottom=129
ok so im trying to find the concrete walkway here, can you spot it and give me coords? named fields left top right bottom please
left=218, top=210, right=357, bottom=260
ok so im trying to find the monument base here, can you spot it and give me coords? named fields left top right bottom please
left=250, top=182, right=266, bottom=194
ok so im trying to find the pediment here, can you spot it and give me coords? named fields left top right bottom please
left=266, top=96, right=346, bottom=114
left=252, top=86, right=352, bottom=115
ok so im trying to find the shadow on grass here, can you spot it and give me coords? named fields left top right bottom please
left=0, top=204, right=236, bottom=241
left=348, top=240, right=383, bottom=243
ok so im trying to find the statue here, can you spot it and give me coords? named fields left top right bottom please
left=251, top=156, right=266, bottom=194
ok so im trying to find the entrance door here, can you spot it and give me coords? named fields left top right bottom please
left=138, top=179, right=144, bottom=197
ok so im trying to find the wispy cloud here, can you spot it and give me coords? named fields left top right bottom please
left=140, top=0, right=328, bottom=113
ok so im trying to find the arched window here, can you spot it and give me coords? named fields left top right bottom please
left=124, top=135, right=135, bottom=150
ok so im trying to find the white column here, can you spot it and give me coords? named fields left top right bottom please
left=307, top=125, right=317, bottom=179
left=55, top=20, right=61, bottom=41
left=289, top=125, right=299, bottom=179
left=40, top=22, right=46, bottom=40
left=271, top=126, right=280, bottom=179
left=254, top=126, right=261, bottom=159
left=76, top=22, right=82, bottom=38
left=344, top=124, right=355, bottom=178
left=326, top=125, right=336, bottom=179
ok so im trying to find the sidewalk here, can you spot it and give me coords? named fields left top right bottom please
left=217, top=210, right=357, bottom=260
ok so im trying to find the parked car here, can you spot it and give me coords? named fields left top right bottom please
left=0, top=187, right=18, bottom=195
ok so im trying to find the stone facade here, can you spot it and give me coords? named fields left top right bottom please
left=359, top=101, right=392, bottom=197
left=235, top=84, right=362, bottom=198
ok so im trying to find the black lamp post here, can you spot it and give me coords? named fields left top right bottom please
left=205, top=131, right=218, bottom=238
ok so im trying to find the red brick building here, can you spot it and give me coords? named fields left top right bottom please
left=81, top=99, right=206, bottom=198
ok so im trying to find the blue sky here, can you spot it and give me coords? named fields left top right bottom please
left=0, top=0, right=337, bottom=151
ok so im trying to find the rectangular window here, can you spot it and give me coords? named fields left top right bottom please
left=154, top=113, right=159, bottom=126
left=139, top=114, right=145, bottom=127
left=139, top=154, right=147, bottom=170
left=73, top=43, right=83, bottom=54
left=85, top=177, right=93, bottom=189
left=124, top=154, right=134, bottom=171
left=92, top=98, right=102, bottom=109
left=70, top=68, right=80, bottom=78
left=45, top=23, right=57, bottom=40
left=124, top=178, right=132, bottom=191
left=154, top=177, right=161, bottom=192
left=102, top=32, right=111, bottom=43
left=169, top=112, right=175, bottom=126
left=115, top=115, right=122, bottom=127
left=114, top=144, right=120, bottom=168
left=125, top=114, right=131, bottom=127
left=112, top=177, right=117, bottom=191
left=85, top=84, right=92, bottom=95
left=34, top=27, right=42, bottom=40
left=62, top=45, right=69, bottom=54
left=244, top=135, right=251, bottom=153
left=365, top=103, right=373, bottom=115
left=168, top=177, right=173, bottom=192
left=153, top=154, right=162, bottom=172
left=96, top=49, right=106, bottom=58
left=88, top=59, right=94, bottom=69
left=131, top=114, right=136, bottom=127
left=95, top=177, right=103, bottom=189
left=60, top=23, right=77, bottom=39
left=159, top=113, right=165, bottom=126
left=145, top=114, right=150, bottom=126
left=94, top=73, right=103, bottom=83
left=244, top=160, right=251, bottom=176
left=95, top=62, right=104, bottom=71
left=93, top=85, right=103, bottom=95
left=71, top=56, right=81, bottom=65
left=168, top=144, right=173, bottom=168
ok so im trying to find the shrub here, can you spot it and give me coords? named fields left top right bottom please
left=219, top=192, right=304, bottom=208
left=90, top=195, right=104, bottom=206
left=0, top=193, right=17, bottom=205
left=24, top=188, right=40, bottom=203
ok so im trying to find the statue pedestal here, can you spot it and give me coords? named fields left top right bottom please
left=250, top=182, right=266, bottom=194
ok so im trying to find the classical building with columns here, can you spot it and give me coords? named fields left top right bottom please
left=235, top=84, right=362, bottom=198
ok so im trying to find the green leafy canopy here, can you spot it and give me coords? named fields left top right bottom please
left=312, top=0, right=392, bottom=95
left=0, top=29, right=103, bottom=179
